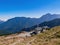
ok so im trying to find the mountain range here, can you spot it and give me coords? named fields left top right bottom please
left=0, top=13, right=60, bottom=35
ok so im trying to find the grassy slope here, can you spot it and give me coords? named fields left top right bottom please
left=20, top=26, right=60, bottom=45
left=0, top=26, right=60, bottom=45
left=30, top=26, right=60, bottom=45
left=12, top=26, right=60, bottom=45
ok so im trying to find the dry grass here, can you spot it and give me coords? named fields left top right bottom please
left=0, top=26, right=60, bottom=45
left=30, top=26, right=60, bottom=45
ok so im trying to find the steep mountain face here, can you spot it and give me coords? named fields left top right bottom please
left=0, top=13, right=60, bottom=35
left=39, top=18, right=60, bottom=28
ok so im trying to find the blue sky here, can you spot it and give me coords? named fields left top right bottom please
left=0, top=0, right=60, bottom=21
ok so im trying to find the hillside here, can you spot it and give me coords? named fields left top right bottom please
left=20, top=26, right=60, bottom=45
left=23, top=18, right=60, bottom=32
left=0, top=26, right=60, bottom=45
left=29, top=26, right=60, bottom=45
left=39, top=18, right=60, bottom=28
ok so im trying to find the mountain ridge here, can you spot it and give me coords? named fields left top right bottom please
left=0, top=13, right=60, bottom=35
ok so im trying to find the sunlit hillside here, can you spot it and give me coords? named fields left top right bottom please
left=19, top=26, right=60, bottom=45
left=29, top=26, right=60, bottom=45
left=0, top=26, right=60, bottom=45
